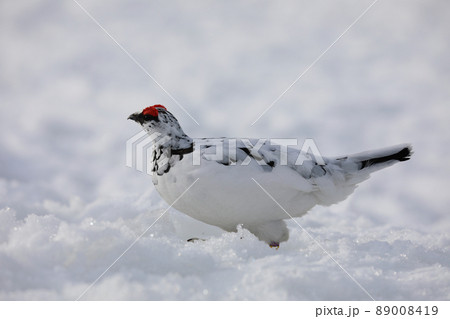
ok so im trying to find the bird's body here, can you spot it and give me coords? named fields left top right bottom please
left=129, top=105, right=412, bottom=246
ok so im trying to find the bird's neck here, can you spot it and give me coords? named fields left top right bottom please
left=149, top=132, right=193, bottom=183
left=149, top=129, right=194, bottom=155
left=166, top=134, right=194, bottom=155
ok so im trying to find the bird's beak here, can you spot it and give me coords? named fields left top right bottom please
left=128, top=112, right=144, bottom=124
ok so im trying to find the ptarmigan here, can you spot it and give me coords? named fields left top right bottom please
left=128, top=104, right=412, bottom=247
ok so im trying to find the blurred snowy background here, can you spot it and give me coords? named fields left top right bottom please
left=1, top=0, right=449, bottom=300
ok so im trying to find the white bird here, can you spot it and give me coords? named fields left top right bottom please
left=128, top=105, right=412, bottom=247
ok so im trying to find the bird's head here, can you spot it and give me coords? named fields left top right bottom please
left=128, top=104, right=166, bottom=125
left=128, top=104, right=180, bottom=133
left=128, top=105, right=192, bottom=150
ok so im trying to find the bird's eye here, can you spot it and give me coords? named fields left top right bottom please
left=143, top=114, right=159, bottom=122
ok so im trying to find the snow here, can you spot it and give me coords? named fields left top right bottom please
left=1, top=0, right=449, bottom=300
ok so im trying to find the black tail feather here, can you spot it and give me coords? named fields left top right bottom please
left=360, top=146, right=412, bottom=169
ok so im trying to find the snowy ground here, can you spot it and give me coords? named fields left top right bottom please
left=1, top=0, right=449, bottom=300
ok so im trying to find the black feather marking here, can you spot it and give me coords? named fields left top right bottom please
left=238, top=147, right=275, bottom=169
left=171, top=144, right=194, bottom=155
left=239, top=147, right=252, bottom=157
left=360, top=147, right=412, bottom=169
left=311, top=164, right=326, bottom=177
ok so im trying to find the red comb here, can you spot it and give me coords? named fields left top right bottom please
left=142, top=104, right=167, bottom=117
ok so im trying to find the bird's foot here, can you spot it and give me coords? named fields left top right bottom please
left=269, top=241, right=279, bottom=249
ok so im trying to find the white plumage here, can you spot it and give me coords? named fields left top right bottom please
left=129, top=105, right=412, bottom=247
